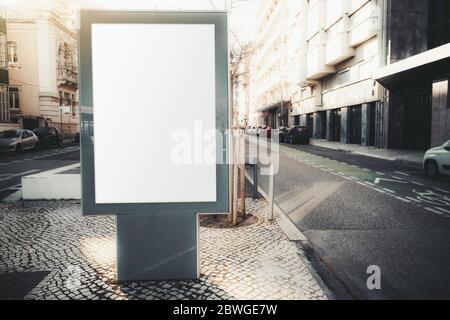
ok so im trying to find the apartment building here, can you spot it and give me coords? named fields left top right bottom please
left=6, top=0, right=79, bottom=137
left=247, top=0, right=449, bottom=151
left=232, top=44, right=252, bottom=127
left=250, top=0, right=301, bottom=129
left=291, top=0, right=382, bottom=147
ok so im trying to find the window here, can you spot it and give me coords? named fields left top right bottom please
left=9, top=87, right=19, bottom=110
left=7, top=41, right=18, bottom=64
left=428, top=0, right=450, bottom=49
left=71, top=94, right=76, bottom=116
left=0, top=84, right=8, bottom=122
left=0, top=34, right=6, bottom=69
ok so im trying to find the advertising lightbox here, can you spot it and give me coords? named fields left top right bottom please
left=79, top=11, right=229, bottom=215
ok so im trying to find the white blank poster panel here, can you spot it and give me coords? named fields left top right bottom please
left=91, top=24, right=217, bottom=204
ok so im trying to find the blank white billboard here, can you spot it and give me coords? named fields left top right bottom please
left=91, top=24, right=217, bottom=204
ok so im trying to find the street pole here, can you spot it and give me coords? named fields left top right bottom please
left=268, top=163, right=274, bottom=221
left=60, top=108, right=63, bottom=137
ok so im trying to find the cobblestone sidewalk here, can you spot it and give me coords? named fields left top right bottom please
left=0, top=198, right=330, bottom=300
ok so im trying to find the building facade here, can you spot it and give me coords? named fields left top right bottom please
left=6, top=0, right=79, bottom=137
left=0, top=7, right=13, bottom=131
left=249, top=0, right=301, bottom=129
left=246, top=0, right=450, bottom=151
left=291, top=0, right=383, bottom=146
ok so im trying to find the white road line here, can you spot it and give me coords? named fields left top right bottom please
left=0, top=184, right=21, bottom=193
left=383, top=188, right=396, bottom=194
left=425, top=207, right=445, bottom=215
left=394, top=171, right=410, bottom=177
left=435, top=207, right=450, bottom=214
left=0, top=170, right=38, bottom=182
left=412, top=181, right=425, bottom=186
left=396, top=197, right=411, bottom=203
left=364, top=182, right=375, bottom=186
left=391, top=176, right=405, bottom=180
left=3, top=190, right=22, bottom=202
left=376, top=172, right=385, bottom=176
left=434, top=188, right=450, bottom=194
left=406, top=196, right=422, bottom=203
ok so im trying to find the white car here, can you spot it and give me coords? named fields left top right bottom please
left=0, top=129, right=39, bottom=153
left=423, top=140, right=450, bottom=178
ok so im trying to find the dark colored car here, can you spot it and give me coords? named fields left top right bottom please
left=287, top=126, right=310, bottom=145
left=33, top=127, right=63, bottom=148
left=277, top=127, right=289, bottom=143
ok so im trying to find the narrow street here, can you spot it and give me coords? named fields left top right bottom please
left=0, top=145, right=80, bottom=200
left=256, top=143, right=450, bottom=300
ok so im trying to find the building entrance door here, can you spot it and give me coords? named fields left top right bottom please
left=402, top=91, right=432, bottom=150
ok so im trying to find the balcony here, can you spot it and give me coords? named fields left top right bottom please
left=349, top=1, right=379, bottom=47
left=349, top=16, right=378, bottom=47
left=306, top=34, right=336, bottom=80
left=306, top=0, right=326, bottom=40
left=325, top=0, right=349, bottom=29
left=57, top=67, right=78, bottom=89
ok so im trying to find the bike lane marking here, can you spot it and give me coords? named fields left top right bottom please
left=280, top=145, right=450, bottom=219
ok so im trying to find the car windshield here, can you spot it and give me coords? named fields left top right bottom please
left=0, top=130, right=20, bottom=138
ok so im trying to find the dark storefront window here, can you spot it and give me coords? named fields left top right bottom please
left=306, top=114, right=314, bottom=137
left=367, top=103, right=376, bottom=147
left=330, top=109, right=341, bottom=142
left=294, top=115, right=300, bottom=126
left=402, top=91, right=432, bottom=150
left=349, top=106, right=362, bottom=145
left=428, top=0, right=450, bottom=49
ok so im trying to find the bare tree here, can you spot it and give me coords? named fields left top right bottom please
left=208, top=0, right=257, bottom=225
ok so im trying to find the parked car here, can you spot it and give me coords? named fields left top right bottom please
left=423, top=140, right=450, bottom=179
left=287, top=126, right=310, bottom=145
left=0, top=129, right=39, bottom=153
left=277, top=127, right=289, bottom=143
left=33, top=127, right=63, bottom=148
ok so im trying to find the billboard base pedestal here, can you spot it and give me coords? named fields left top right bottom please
left=116, top=214, right=199, bottom=281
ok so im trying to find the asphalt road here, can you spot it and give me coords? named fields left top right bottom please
left=0, top=144, right=80, bottom=200
left=255, top=142, right=450, bottom=300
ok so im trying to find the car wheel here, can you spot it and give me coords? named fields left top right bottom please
left=15, top=144, right=22, bottom=154
left=425, top=160, right=439, bottom=179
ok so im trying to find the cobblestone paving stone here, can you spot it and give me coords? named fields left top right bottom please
left=0, top=199, right=330, bottom=300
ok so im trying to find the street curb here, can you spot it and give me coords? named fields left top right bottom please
left=245, top=172, right=306, bottom=241
left=309, top=140, right=423, bottom=168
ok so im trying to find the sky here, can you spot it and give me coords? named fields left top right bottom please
left=0, top=0, right=260, bottom=43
